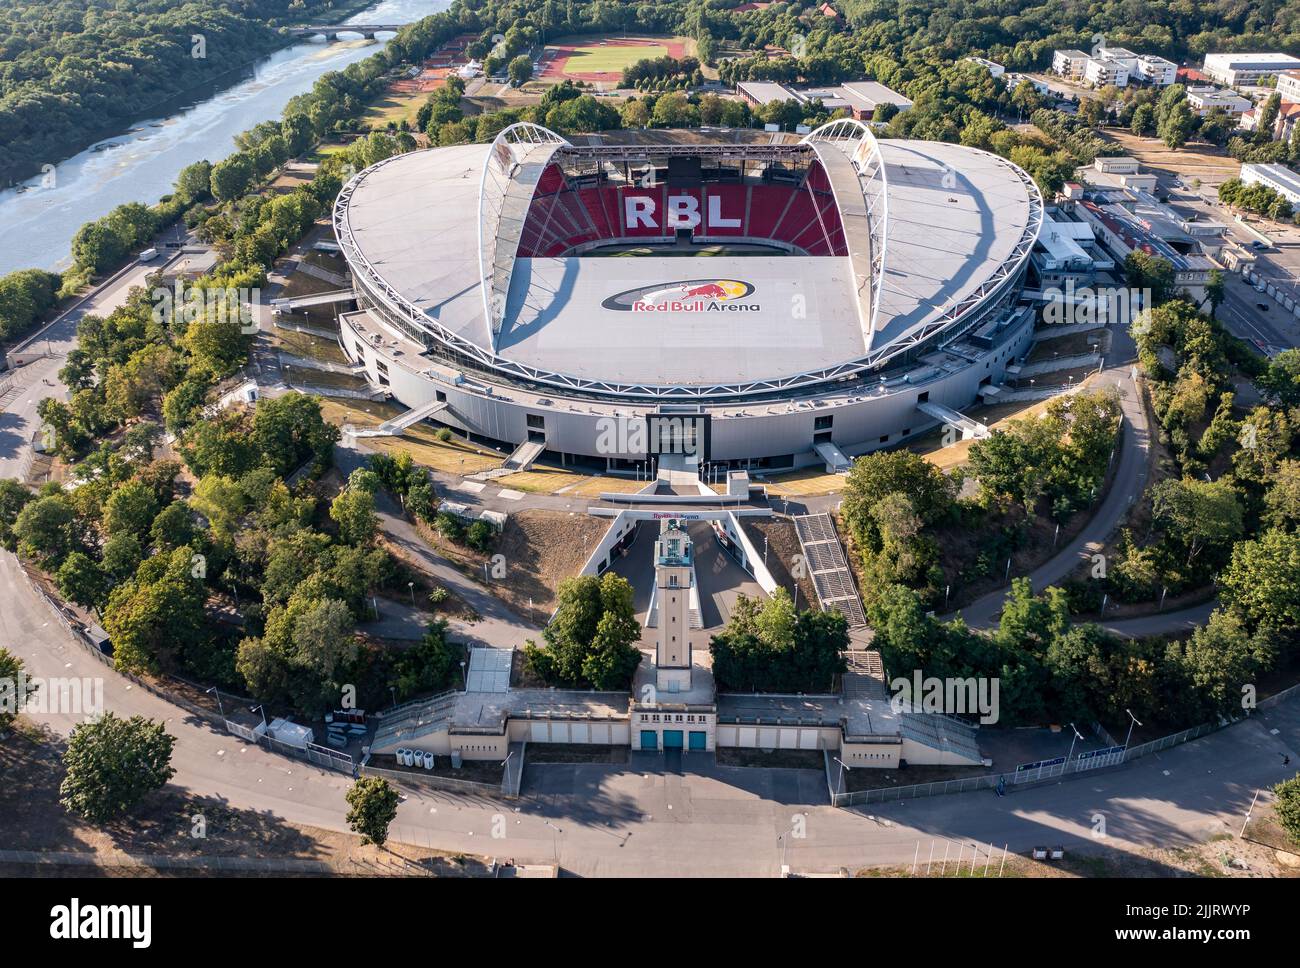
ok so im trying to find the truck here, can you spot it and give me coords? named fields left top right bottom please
left=137, top=247, right=158, bottom=263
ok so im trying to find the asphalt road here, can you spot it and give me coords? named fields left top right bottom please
left=0, top=223, right=194, bottom=481
left=951, top=319, right=1151, bottom=629
left=8, top=548, right=1298, bottom=875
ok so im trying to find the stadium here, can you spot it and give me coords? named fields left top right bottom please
left=332, top=119, right=1043, bottom=473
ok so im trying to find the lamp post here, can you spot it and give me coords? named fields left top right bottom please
left=460, top=660, right=467, bottom=689
left=407, top=581, right=415, bottom=606
left=833, top=755, right=851, bottom=795
left=543, top=819, right=563, bottom=864
left=1066, top=722, right=1084, bottom=768
left=1123, top=708, right=1142, bottom=749
left=206, top=686, right=225, bottom=721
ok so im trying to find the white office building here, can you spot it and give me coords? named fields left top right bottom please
left=1241, top=164, right=1300, bottom=205
left=1186, top=85, right=1253, bottom=117
left=1277, top=70, right=1300, bottom=103
left=1203, top=53, right=1300, bottom=87
left=965, top=56, right=1005, bottom=78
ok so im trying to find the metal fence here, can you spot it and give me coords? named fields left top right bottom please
left=831, top=713, right=1243, bottom=808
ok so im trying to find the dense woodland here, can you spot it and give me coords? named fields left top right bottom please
left=0, top=0, right=377, bottom=184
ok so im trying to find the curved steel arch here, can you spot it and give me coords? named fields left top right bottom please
left=477, top=122, right=571, bottom=351
left=801, top=118, right=889, bottom=346
left=334, top=139, right=1043, bottom=402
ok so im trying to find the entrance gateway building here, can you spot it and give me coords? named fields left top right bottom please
left=333, top=120, right=1042, bottom=474
left=369, top=518, right=987, bottom=770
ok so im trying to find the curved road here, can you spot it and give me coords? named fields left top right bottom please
left=6, top=550, right=1297, bottom=875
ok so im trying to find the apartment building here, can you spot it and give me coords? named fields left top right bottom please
left=1133, top=55, right=1177, bottom=86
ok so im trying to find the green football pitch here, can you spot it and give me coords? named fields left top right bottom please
left=557, top=43, right=669, bottom=73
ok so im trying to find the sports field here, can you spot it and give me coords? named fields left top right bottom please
left=539, top=36, right=688, bottom=83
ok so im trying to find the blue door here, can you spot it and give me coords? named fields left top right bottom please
left=640, top=730, right=657, bottom=751
left=689, top=731, right=707, bottom=751
left=663, top=730, right=684, bottom=749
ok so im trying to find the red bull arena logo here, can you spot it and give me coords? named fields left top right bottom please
left=601, top=279, right=757, bottom=313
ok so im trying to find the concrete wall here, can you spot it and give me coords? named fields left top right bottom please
left=507, top=719, right=630, bottom=745
left=340, top=299, right=1036, bottom=471
left=714, top=722, right=838, bottom=750
left=841, top=740, right=902, bottom=768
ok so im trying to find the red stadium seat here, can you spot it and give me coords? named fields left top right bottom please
left=514, top=161, right=848, bottom=256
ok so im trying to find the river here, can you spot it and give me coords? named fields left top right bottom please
left=0, top=0, right=450, bottom=277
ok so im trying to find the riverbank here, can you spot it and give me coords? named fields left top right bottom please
left=0, top=0, right=380, bottom=189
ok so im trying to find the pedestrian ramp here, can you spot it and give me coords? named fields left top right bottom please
left=916, top=401, right=988, bottom=440
left=502, top=438, right=546, bottom=472
left=346, top=398, right=448, bottom=437
left=813, top=439, right=852, bottom=473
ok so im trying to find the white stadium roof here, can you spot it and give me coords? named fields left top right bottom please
left=334, top=122, right=1040, bottom=399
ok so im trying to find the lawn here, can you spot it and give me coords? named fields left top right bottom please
left=560, top=42, right=669, bottom=73
left=540, top=35, right=689, bottom=82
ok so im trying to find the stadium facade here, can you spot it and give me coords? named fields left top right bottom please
left=333, top=120, right=1043, bottom=472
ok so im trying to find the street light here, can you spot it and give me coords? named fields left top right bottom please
left=251, top=704, right=268, bottom=729
left=1123, top=708, right=1142, bottom=749
left=407, top=581, right=415, bottom=606
left=833, top=755, right=851, bottom=794
left=1066, top=722, right=1084, bottom=767
left=205, top=686, right=225, bottom=721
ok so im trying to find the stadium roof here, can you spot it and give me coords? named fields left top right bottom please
left=334, top=124, right=1040, bottom=399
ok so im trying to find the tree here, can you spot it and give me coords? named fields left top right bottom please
left=0, top=479, right=34, bottom=551
left=103, top=479, right=159, bottom=538
left=840, top=450, right=955, bottom=551
left=1259, top=349, right=1300, bottom=407
left=1203, top=269, right=1225, bottom=319
left=13, top=494, right=79, bottom=565
left=60, top=713, right=175, bottom=824
left=55, top=551, right=109, bottom=610
left=525, top=573, right=642, bottom=690
left=1158, top=99, right=1194, bottom=149
left=345, top=776, right=401, bottom=847
left=507, top=55, right=534, bottom=86
left=330, top=486, right=378, bottom=545
left=104, top=546, right=206, bottom=674
left=1125, top=251, right=1176, bottom=305
left=1275, top=774, right=1300, bottom=845
left=1255, top=92, right=1281, bottom=144
left=1150, top=478, right=1243, bottom=566
left=0, top=647, right=33, bottom=732
left=252, top=392, right=339, bottom=476
left=1220, top=529, right=1300, bottom=634
left=395, top=621, right=455, bottom=699
left=174, top=160, right=213, bottom=205
left=210, top=153, right=255, bottom=202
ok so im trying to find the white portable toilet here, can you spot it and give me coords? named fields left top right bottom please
left=422, top=751, right=435, bottom=770
left=398, top=748, right=411, bottom=767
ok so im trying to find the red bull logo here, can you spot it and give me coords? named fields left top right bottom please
left=601, top=279, right=756, bottom=313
